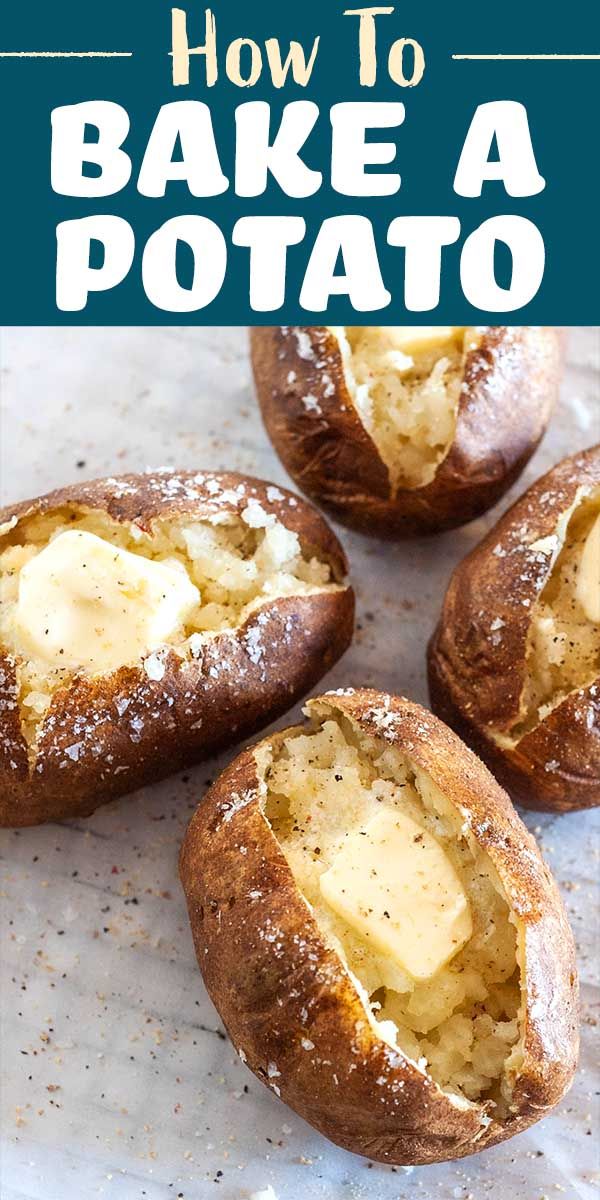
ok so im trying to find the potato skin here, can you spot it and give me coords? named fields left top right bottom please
left=428, top=446, right=600, bottom=812
left=250, top=326, right=561, bottom=538
left=180, top=689, right=578, bottom=1166
left=0, top=471, right=354, bottom=827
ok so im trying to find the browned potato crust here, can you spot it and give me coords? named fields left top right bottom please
left=180, top=690, right=578, bottom=1165
left=251, top=326, right=561, bottom=538
left=0, top=472, right=354, bottom=826
left=428, top=447, right=600, bottom=812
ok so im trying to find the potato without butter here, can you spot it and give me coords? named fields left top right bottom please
left=0, top=471, right=354, bottom=826
left=180, top=690, right=578, bottom=1166
left=428, top=445, right=600, bottom=811
left=251, top=326, right=562, bottom=538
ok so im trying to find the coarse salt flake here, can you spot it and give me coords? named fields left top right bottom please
left=144, top=653, right=165, bottom=682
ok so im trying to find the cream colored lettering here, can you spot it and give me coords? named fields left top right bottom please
left=388, top=37, right=425, bottom=87
left=265, top=36, right=320, bottom=88
left=343, top=6, right=394, bottom=85
left=172, top=8, right=321, bottom=89
left=171, top=7, right=217, bottom=87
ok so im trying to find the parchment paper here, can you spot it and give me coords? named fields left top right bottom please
left=1, top=326, right=598, bottom=1200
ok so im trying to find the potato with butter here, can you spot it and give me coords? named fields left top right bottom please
left=428, top=445, right=600, bottom=812
left=0, top=471, right=354, bottom=826
left=180, top=689, right=578, bottom=1165
left=251, top=326, right=561, bottom=537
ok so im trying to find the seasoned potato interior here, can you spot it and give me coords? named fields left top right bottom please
left=262, top=710, right=522, bottom=1108
left=331, top=327, right=479, bottom=490
left=0, top=504, right=337, bottom=747
left=508, top=490, right=600, bottom=741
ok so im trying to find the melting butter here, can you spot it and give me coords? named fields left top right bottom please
left=577, top=512, right=600, bottom=623
left=14, top=529, right=199, bottom=674
left=319, top=807, right=472, bottom=982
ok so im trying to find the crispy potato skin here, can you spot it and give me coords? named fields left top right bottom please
left=428, top=446, right=600, bottom=812
left=180, top=690, right=578, bottom=1165
left=0, top=472, right=354, bottom=826
left=250, top=326, right=561, bottom=538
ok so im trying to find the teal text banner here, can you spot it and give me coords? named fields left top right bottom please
left=1, top=0, right=599, bottom=323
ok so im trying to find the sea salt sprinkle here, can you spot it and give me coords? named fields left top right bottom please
left=302, top=393, right=322, bottom=414
left=292, top=328, right=315, bottom=361
left=143, top=652, right=166, bottom=682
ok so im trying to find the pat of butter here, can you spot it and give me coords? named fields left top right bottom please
left=577, top=513, right=600, bottom=623
left=15, top=530, right=200, bottom=673
left=319, top=809, right=472, bottom=982
left=386, top=327, right=464, bottom=357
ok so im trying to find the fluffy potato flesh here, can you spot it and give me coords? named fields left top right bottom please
left=0, top=504, right=337, bottom=750
left=331, top=327, right=478, bottom=490
left=262, top=712, right=522, bottom=1108
left=508, top=490, right=600, bottom=741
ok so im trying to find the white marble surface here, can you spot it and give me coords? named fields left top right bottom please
left=0, top=327, right=599, bottom=1200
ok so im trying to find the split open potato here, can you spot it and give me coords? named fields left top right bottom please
left=180, top=689, right=577, bottom=1165
left=251, top=326, right=561, bottom=537
left=0, top=471, right=353, bottom=826
left=428, top=445, right=600, bottom=811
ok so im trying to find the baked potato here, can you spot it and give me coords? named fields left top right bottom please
left=0, top=471, right=354, bottom=826
left=180, top=689, right=578, bottom=1165
left=428, top=445, right=600, bottom=812
left=250, top=326, right=561, bottom=537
